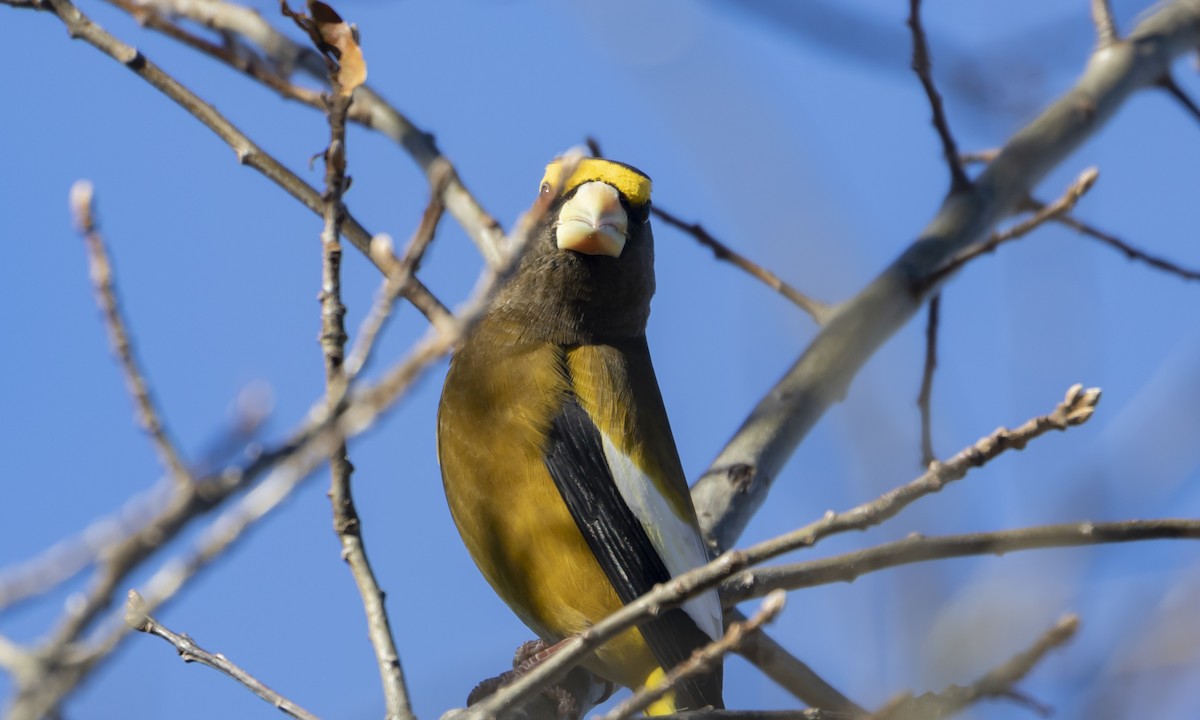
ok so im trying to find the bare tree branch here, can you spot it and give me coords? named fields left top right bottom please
left=346, top=162, right=451, bottom=379
left=1092, top=0, right=1120, bottom=48
left=304, top=33, right=416, bottom=720
left=691, top=2, right=1200, bottom=554
left=732, top=612, right=865, bottom=715
left=652, top=205, right=833, bottom=324
left=471, top=598, right=863, bottom=714
left=125, top=591, right=320, bottom=720
left=599, top=592, right=787, bottom=720
left=69, top=180, right=192, bottom=486
left=317, top=96, right=352, bottom=383
left=0, top=481, right=173, bottom=614
left=0, top=390, right=267, bottom=617
left=17, top=180, right=317, bottom=676
left=872, top=615, right=1079, bottom=720
left=916, top=294, right=940, bottom=467
left=1157, top=73, right=1200, bottom=124
left=923, top=167, right=1100, bottom=290
left=104, top=0, right=334, bottom=110
left=585, top=136, right=830, bottom=323
left=723, top=519, right=1200, bottom=604
left=5, top=427, right=335, bottom=719
left=455, top=385, right=1099, bottom=720
left=314, top=160, right=447, bottom=720
left=1048, top=206, right=1200, bottom=281
left=907, top=0, right=970, bottom=193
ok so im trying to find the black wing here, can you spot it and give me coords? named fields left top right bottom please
left=544, top=395, right=722, bottom=711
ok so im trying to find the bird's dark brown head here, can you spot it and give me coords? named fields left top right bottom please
left=489, top=157, right=655, bottom=345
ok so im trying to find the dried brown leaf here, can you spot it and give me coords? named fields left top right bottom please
left=280, top=0, right=366, bottom=95
left=309, top=0, right=366, bottom=95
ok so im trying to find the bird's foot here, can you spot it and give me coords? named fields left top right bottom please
left=465, top=638, right=614, bottom=720
left=512, top=638, right=566, bottom=676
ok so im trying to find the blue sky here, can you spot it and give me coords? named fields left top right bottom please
left=3, top=0, right=1199, bottom=718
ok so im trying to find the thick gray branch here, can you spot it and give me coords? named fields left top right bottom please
left=691, top=0, right=1200, bottom=552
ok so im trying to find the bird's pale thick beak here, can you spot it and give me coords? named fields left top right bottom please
left=555, top=181, right=628, bottom=258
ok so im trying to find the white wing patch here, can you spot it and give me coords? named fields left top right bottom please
left=600, top=433, right=723, bottom=641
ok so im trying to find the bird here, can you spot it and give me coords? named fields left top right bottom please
left=437, top=156, right=724, bottom=714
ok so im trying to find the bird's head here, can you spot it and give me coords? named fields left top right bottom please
left=493, top=157, right=656, bottom=344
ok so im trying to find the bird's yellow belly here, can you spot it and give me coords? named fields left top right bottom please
left=443, top=440, right=659, bottom=690
left=439, top=342, right=660, bottom=691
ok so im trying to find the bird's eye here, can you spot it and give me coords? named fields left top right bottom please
left=539, top=182, right=552, bottom=195
left=632, top=203, right=651, bottom=225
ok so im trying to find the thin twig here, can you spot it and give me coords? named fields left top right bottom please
left=69, top=180, right=192, bottom=486
left=345, top=160, right=452, bottom=379
left=11, top=451, right=305, bottom=718
left=125, top=591, right=320, bottom=720
left=0, top=386, right=269, bottom=616
left=734, top=616, right=865, bottom=715
left=0, top=479, right=174, bottom=615
left=1046, top=206, right=1200, bottom=281
left=309, top=52, right=414, bottom=720
left=105, top=0, right=339, bottom=113
left=133, top=351, right=434, bottom=613
left=317, top=94, right=352, bottom=381
left=584, top=136, right=830, bottom=323
left=723, top=518, right=1200, bottom=604
left=916, top=294, right=940, bottom=467
left=455, top=385, right=1100, bottom=720
left=1157, top=73, right=1200, bottom=125
left=26, top=181, right=257, bottom=662
left=922, top=167, right=1099, bottom=291
left=598, top=592, right=787, bottom=720
left=89, top=334, right=463, bottom=686
left=711, top=384, right=1100, bottom=583
left=652, top=206, right=833, bottom=324
left=41, top=484, right=209, bottom=653
left=1091, top=0, right=1120, bottom=48
left=872, top=615, right=1079, bottom=720
left=907, top=0, right=970, bottom=193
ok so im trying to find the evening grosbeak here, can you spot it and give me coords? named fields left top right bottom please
left=437, top=157, right=724, bottom=714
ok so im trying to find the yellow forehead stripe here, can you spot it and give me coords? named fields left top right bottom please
left=542, top=157, right=652, bottom=207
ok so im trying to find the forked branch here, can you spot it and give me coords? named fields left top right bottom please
left=457, top=385, right=1100, bottom=720
left=691, top=2, right=1200, bottom=554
